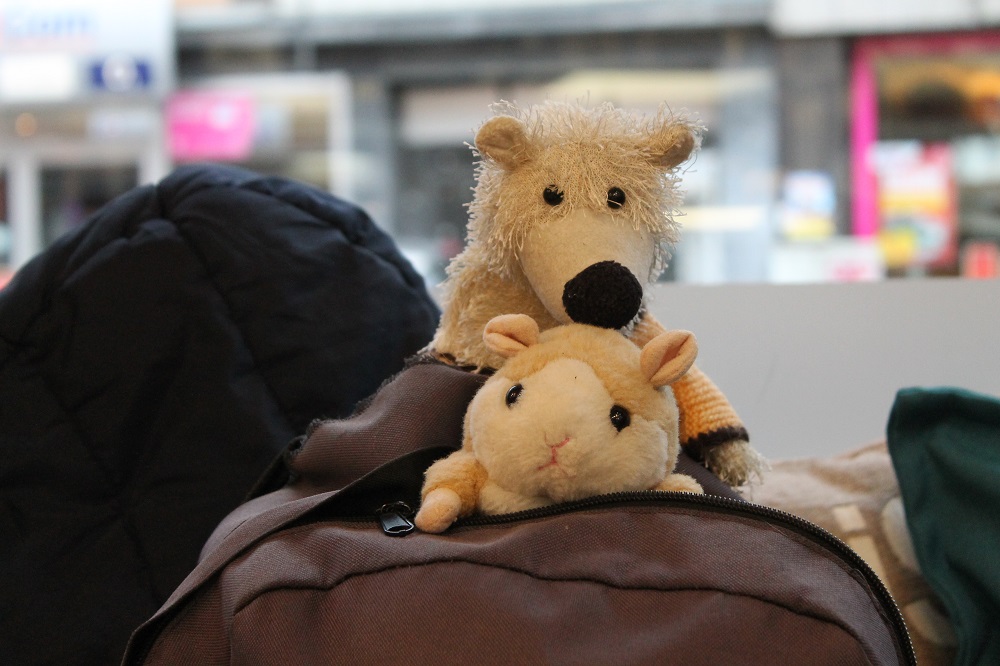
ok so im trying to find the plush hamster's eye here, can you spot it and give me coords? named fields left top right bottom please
left=607, top=187, right=626, bottom=209
left=505, top=384, right=523, bottom=407
left=609, top=405, right=631, bottom=431
left=543, top=185, right=564, bottom=206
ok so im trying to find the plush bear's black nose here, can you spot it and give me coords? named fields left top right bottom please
left=562, top=260, right=643, bottom=330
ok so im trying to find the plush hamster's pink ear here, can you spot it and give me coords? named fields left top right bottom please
left=483, top=314, right=540, bottom=358
left=640, top=330, right=698, bottom=387
left=646, top=121, right=698, bottom=169
left=476, top=116, right=532, bottom=170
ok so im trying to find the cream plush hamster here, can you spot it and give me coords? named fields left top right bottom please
left=415, top=313, right=703, bottom=533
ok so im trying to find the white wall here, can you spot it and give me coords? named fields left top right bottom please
left=648, top=279, right=1000, bottom=461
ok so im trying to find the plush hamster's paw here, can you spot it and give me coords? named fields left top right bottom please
left=656, top=473, right=704, bottom=494
left=414, top=488, right=463, bottom=533
left=702, top=439, right=767, bottom=488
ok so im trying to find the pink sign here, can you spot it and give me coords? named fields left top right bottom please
left=167, top=91, right=255, bottom=161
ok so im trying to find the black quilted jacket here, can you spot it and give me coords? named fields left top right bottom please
left=0, top=164, right=440, bottom=665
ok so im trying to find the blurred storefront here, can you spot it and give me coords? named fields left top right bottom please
left=0, top=0, right=174, bottom=272
left=163, top=73, right=354, bottom=197
left=176, top=0, right=783, bottom=285
left=3, top=0, right=1000, bottom=284
left=851, top=31, right=1000, bottom=278
left=773, top=1, right=1000, bottom=282
left=391, top=46, right=779, bottom=285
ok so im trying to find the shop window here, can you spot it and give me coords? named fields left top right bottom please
left=396, top=67, right=779, bottom=286
left=167, top=75, right=351, bottom=195
left=41, top=165, right=138, bottom=246
left=854, top=32, right=1000, bottom=279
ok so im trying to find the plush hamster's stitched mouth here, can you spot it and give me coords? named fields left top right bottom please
left=536, top=437, right=572, bottom=472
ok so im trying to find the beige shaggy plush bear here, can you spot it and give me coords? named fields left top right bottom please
left=416, top=314, right=704, bottom=533
left=427, top=101, right=763, bottom=487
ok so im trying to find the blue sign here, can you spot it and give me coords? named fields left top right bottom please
left=0, top=1, right=173, bottom=104
left=89, top=55, right=151, bottom=93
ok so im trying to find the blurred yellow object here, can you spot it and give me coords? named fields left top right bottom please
left=879, top=228, right=919, bottom=269
left=784, top=214, right=836, bottom=241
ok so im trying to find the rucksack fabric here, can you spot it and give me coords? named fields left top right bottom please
left=124, top=360, right=914, bottom=665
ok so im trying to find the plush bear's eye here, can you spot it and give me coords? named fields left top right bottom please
left=543, top=185, right=564, bottom=206
left=609, top=405, right=630, bottom=431
left=607, top=187, right=626, bottom=209
left=505, top=384, right=523, bottom=407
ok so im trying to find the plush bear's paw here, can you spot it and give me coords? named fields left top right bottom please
left=414, top=488, right=463, bottom=533
left=656, top=473, right=704, bottom=494
left=703, top=439, right=767, bottom=488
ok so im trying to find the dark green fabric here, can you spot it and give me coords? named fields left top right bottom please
left=887, top=387, right=1000, bottom=666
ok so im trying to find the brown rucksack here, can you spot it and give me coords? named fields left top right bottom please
left=123, top=360, right=914, bottom=665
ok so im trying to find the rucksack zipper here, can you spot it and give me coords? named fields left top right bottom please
left=376, top=501, right=417, bottom=536
left=375, top=490, right=915, bottom=665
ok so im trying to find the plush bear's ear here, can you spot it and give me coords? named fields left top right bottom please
left=646, top=122, right=697, bottom=169
left=476, top=116, right=532, bottom=170
left=483, top=314, right=540, bottom=358
left=640, top=330, right=698, bottom=387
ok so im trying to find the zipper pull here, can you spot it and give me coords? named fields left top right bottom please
left=377, top=502, right=416, bottom=537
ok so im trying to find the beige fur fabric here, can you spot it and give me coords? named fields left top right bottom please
left=430, top=101, right=700, bottom=371
left=416, top=315, right=703, bottom=533
left=427, top=100, right=763, bottom=488
left=467, top=101, right=695, bottom=280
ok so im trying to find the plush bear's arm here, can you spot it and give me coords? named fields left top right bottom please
left=631, top=312, right=764, bottom=487
left=415, top=448, right=489, bottom=533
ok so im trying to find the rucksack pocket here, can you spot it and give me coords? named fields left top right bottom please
left=137, top=492, right=913, bottom=666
